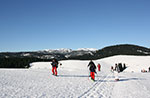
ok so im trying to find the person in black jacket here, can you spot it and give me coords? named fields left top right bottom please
left=114, top=63, right=120, bottom=81
left=51, top=58, right=58, bottom=76
left=88, top=60, right=97, bottom=81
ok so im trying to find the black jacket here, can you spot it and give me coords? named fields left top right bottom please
left=51, top=61, right=58, bottom=68
left=88, top=61, right=96, bottom=73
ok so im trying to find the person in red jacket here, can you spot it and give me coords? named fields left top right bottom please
left=97, top=63, right=101, bottom=71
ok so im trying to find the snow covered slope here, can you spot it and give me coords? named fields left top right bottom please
left=1, top=55, right=150, bottom=98
left=99, top=55, right=150, bottom=73
left=31, top=55, right=150, bottom=73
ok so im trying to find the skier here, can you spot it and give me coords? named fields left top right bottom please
left=149, top=67, right=150, bottom=72
left=87, top=60, right=97, bottom=81
left=123, top=63, right=126, bottom=70
left=97, top=63, right=101, bottom=71
left=111, top=66, right=114, bottom=72
left=115, top=63, right=120, bottom=73
left=51, top=58, right=58, bottom=76
left=114, top=64, right=120, bottom=81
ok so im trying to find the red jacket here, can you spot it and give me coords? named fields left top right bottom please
left=97, top=64, right=101, bottom=68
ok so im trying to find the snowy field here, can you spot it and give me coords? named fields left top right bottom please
left=0, top=55, right=150, bottom=98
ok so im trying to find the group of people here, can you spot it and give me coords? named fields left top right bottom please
left=111, top=63, right=127, bottom=73
left=141, top=67, right=150, bottom=73
left=50, top=58, right=129, bottom=82
left=50, top=59, right=101, bottom=81
left=50, top=58, right=150, bottom=82
left=113, top=64, right=121, bottom=81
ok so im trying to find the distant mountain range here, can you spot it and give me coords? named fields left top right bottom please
left=0, top=44, right=150, bottom=60
left=0, top=48, right=97, bottom=60
left=0, top=44, right=150, bottom=68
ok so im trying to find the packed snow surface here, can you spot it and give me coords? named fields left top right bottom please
left=1, top=55, right=150, bottom=98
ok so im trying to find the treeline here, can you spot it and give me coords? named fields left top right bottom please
left=96, top=44, right=150, bottom=58
left=0, top=57, right=51, bottom=68
left=94, top=44, right=150, bottom=59
left=68, top=44, right=150, bottom=60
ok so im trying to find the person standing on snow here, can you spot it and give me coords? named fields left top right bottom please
left=97, top=63, right=101, bottom=71
left=115, top=63, right=120, bottom=73
left=88, top=60, right=97, bottom=81
left=51, top=58, right=58, bottom=76
left=111, top=66, right=114, bottom=72
left=114, top=64, right=120, bottom=81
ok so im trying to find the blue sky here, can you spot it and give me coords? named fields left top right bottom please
left=0, top=0, right=150, bottom=52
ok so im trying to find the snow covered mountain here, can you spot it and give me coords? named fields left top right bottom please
left=77, top=48, right=98, bottom=51
left=41, top=48, right=73, bottom=54
left=40, top=48, right=98, bottom=54
left=0, top=48, right=97, bottom=60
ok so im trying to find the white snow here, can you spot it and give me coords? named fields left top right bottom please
left=21, top=53, right=31, bottom=56
left=40, top=48, right=97, bottom=54
left=137, top=50, right=149, bottom=54
left=77, top=48, right=98, bottom=52
left=42, top=48, right=73, bottom=53
left=65, top=54, right=71, bottom=58
left=99, top=55, right=150, bottom=73
left=0, top=55, right=150, bottom=98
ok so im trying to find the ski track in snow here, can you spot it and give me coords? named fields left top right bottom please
left=78, top=72, right=115, bottom=98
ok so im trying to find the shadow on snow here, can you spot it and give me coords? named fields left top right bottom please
left=57, top=75, right=103, bottom=78
left=95, top=78, right=145, bottom=82
left=57, top=75, right=124, bottom=78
